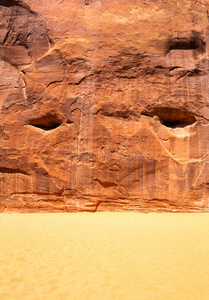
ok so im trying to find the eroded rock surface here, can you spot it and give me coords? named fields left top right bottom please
left=0, top=0, right=209, bottom=212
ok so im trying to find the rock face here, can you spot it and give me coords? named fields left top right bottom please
left=0, top=0, right=209, bottom=212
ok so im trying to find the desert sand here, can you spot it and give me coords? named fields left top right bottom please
left=0, top=213, right=209, bottom=299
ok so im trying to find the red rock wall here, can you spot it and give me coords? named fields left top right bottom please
left=0, top=0, right=209, bottom=212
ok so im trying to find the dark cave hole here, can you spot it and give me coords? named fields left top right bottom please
left=0, top=0, right=33, bottom=11
left=141, top=107, right=196, bottom=128
left=162, top=119, right=195, bottom=128
left=169, top=40, right=198, bottom=50
left=29, top=115, right=63, bottom=131
left=0, top=0, right=18, bottom=7
left=168, top=33, right=205, bottom=53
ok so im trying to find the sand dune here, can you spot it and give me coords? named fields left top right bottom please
left=0, top=213, right=209, bottom=299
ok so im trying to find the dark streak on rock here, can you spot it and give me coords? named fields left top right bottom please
left=94, top=178, right=117, bottom=188
left=0, top=167, right=29, bottom=175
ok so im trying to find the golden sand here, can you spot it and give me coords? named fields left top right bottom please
left=0, top=213, right=209, bottom=300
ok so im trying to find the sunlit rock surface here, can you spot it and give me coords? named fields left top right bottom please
left=0, top=0, right=209, bottom=212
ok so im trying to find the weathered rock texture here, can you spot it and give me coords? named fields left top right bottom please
left=0, top=0, right=209, bottom=212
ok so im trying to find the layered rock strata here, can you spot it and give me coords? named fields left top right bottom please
left=0, top=0, right=209, bottom=212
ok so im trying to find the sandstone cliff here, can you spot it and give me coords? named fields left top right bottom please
left=0, top=0, right=209, bottom=212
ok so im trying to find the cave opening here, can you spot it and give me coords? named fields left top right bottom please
left=168, top=32, right=206, bottom=53
left=141, top=107, right=196, bottom=128
left=0, top=0, right=18, bottom=7
left=29, top=115, right=63, bottom=131
left=169, top=39, right=198, bottom=51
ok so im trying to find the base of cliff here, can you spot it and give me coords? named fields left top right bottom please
left=1, top=194, right=208, bottom=213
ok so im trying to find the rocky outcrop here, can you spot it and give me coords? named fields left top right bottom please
left=0, top=0, right=209, bottom=212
